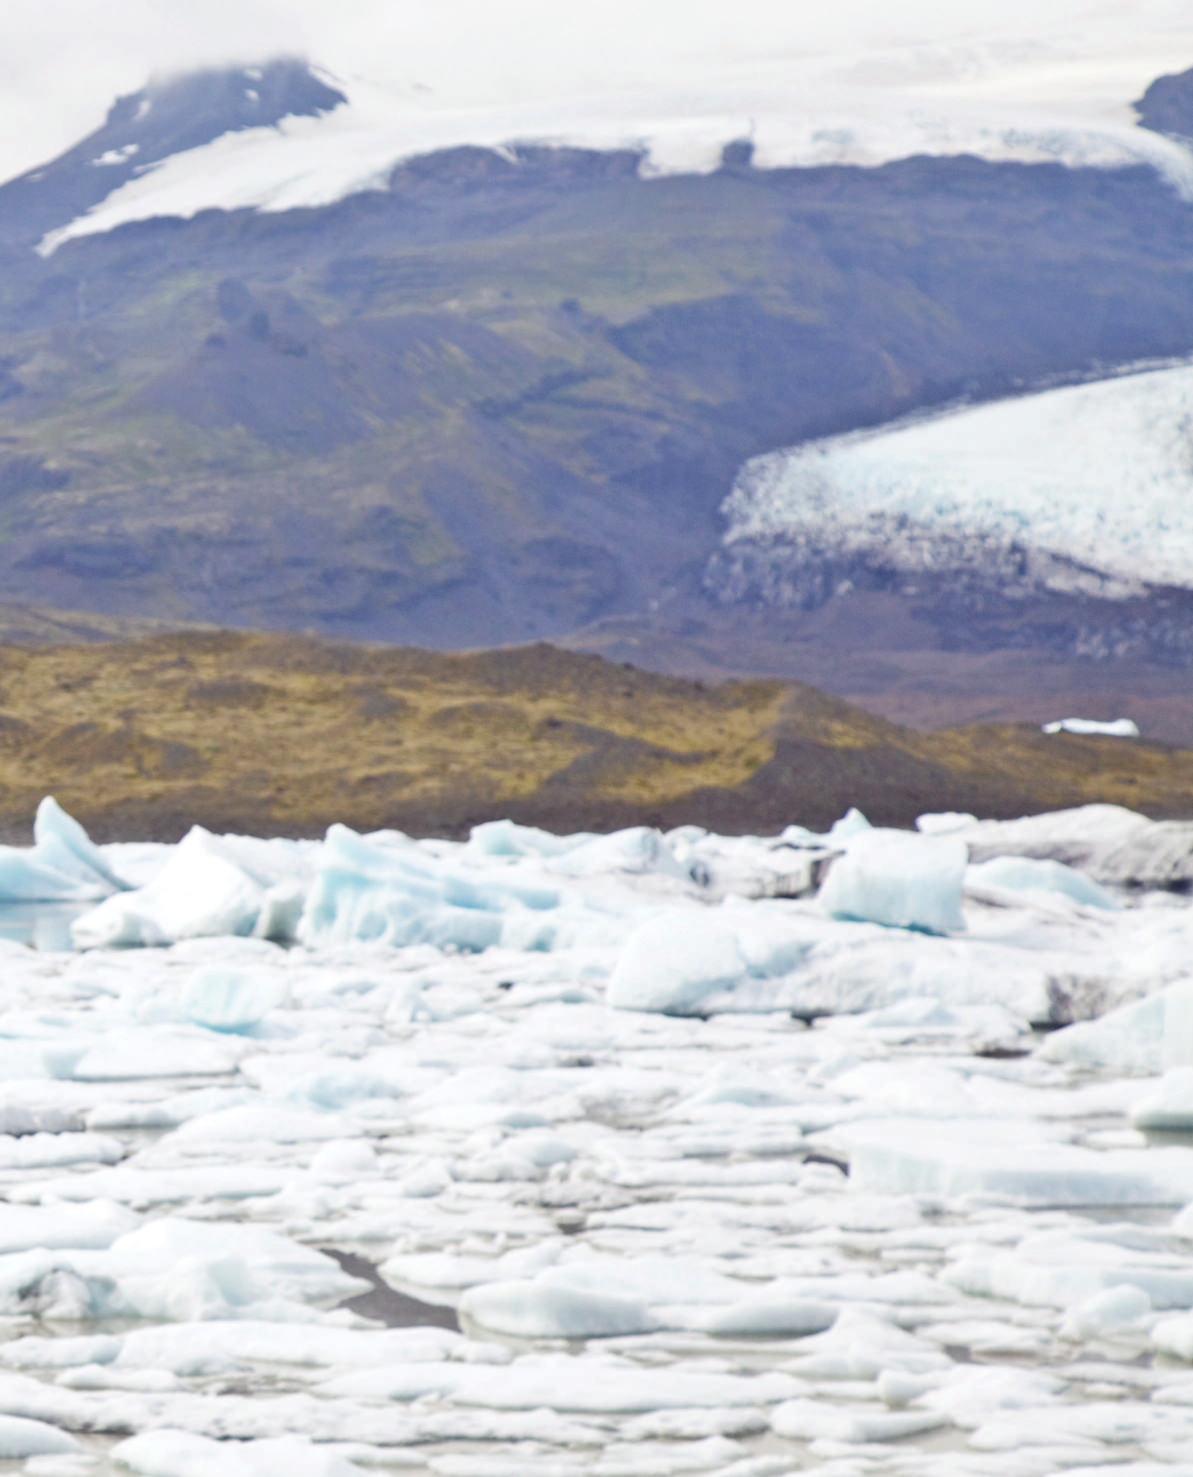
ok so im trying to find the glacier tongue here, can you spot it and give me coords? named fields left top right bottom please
left=710, top=360, right=1193, bottom=605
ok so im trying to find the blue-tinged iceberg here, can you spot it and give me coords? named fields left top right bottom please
left=0, top=797, right=128, bottom=902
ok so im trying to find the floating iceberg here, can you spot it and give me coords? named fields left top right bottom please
left=0, top=796, right=128, bottom=902
left=296, top=823, right=625, bottom=953
left=965, top=855, right=1118, bottom=910
left=818, top=829, right=967, bottom=934
left=72, top=827, right=265, bottom=947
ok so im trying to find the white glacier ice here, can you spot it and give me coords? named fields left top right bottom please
left=28, top=3, right=1193, bottom=254
left=718, top=361, right=1193, bottom=599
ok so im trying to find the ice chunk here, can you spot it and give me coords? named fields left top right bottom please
left=318, top=1358, right=802, bottom=1412
left=916, top=811, right=978, bottom=834
left=1043, top=717, right=1140, bottom=736
left=0, top=1416, right=79, bottom=1458
left=1154, top=1312, right=1193, bottom=1361
left=181, top=968, right=285, bottom=1033
left=606, top=912, right=747, bottom=1014
left=1040, top=979, right=1193, bottom=1075
left=960, top=803, right=1193, bottom=890
left=71, top=827, right=264, bottom=948
left=818, top=830, right=966, bottom=933
left=78, top=1217, right=369, bottom=1320
left=1131, top=1068, right=1193, bottom=1131
left=297, top=824, right=590, bottom=952
left=460, top=1276, right=661, bottom=1338
left=167, top=1103, right=350, bottom=1144
left=844, top=1118, right=1193, bottom=1206
left=0, top=1200, right=138, bottom=1253
left=467, top=819, right=582, bottom=858
left=309, top=1138, right=379, bottom=1184
left=33, top=797, right=128, bottom=892
left=0, top=797, right=124, bottom=903
left=250, top=880, right=307, bottom=943
left=547, top=827, right=690, bottom=879
left=1059, top=1283, right=1154, bottom=1340
left=966, top=855, right=1118, bottom=909
left=782, top=1308, right=950, bottom=1378
left=828, top=807, right=872, bottom=840
left=770, top=1398, right=947, bottom=1442
left=459, top=1255, right=837, bottom=1340
left=946, top=1228, right=1193, bottom=1309
left=1165, top=981, right=1193, bottom=1069
left=606, top=909, right=811, bottom=1014
left=112, top=1431, right=365, bottom=1476
left=59, top=1027, right=243, bottom=1080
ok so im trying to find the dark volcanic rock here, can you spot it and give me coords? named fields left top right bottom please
left=1135, top=67, right=1193, bottom=139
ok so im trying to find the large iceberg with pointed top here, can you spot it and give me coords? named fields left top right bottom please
left=0, top=796, right=128, bottom=902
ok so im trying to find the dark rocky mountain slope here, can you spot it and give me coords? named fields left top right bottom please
left=0, top=63, right=1192, bottom=714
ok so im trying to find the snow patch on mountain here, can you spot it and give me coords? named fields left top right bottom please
left=40, top=94, right=1193, bottom=257
left=33, top=24, right=1193, bottom=255
left=710, top=360, right=1193, bottom=605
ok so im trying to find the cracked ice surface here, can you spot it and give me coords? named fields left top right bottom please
left=0, top=805, right=1192, bottom=1471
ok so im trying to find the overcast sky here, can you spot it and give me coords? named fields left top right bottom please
left=1, top=0, right=1192, bottom=183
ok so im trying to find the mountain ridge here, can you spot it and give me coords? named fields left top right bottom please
left=1, top=62, right=1193, bottom=706
left=0, top=631, right=1189, bottom=845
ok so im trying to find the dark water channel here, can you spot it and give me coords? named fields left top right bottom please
left=324, top=1249, right=461, bottom=1331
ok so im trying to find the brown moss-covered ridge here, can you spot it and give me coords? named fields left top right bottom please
left=0, top=630, right=1188, bottom=842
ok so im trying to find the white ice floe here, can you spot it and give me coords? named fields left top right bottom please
left=0, top=795, right=1184, bottom=1467
left=965, top=855, right=1119, bottom=910
left=112, top=1430, right=364, bottom=1476
left=455, top=1254, right=840, bottom=1340
left=832, top=1117, right=1193, bottom=1205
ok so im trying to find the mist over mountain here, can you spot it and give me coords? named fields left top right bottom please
left=1, top=57, right=1193, bottom=729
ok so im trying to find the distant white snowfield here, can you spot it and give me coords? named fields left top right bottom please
left=717, top=360, right=1193, bottom=598
left=25, top=0, right=1193, bottom=252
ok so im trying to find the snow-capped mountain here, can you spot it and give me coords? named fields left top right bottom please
left=3, top=8, right=1193, bottom=257
left=708, top=361, right=1193, bottom=608
left=0, top=60, right=346, bottom=248
left=2, top=52, right=1193, bottom=703
left=32, top=63, right=1193, bottom=258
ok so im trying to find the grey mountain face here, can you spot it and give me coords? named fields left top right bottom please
left=0, top=61, right=1192, bottom=680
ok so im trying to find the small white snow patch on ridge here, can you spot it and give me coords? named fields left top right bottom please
left=1044, top=718, right=1141, bottom=736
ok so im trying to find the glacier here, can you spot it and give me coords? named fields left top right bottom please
left=21, top=1, right=1193, bottom=254
left=712, top=359, right=1193, bottom=604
